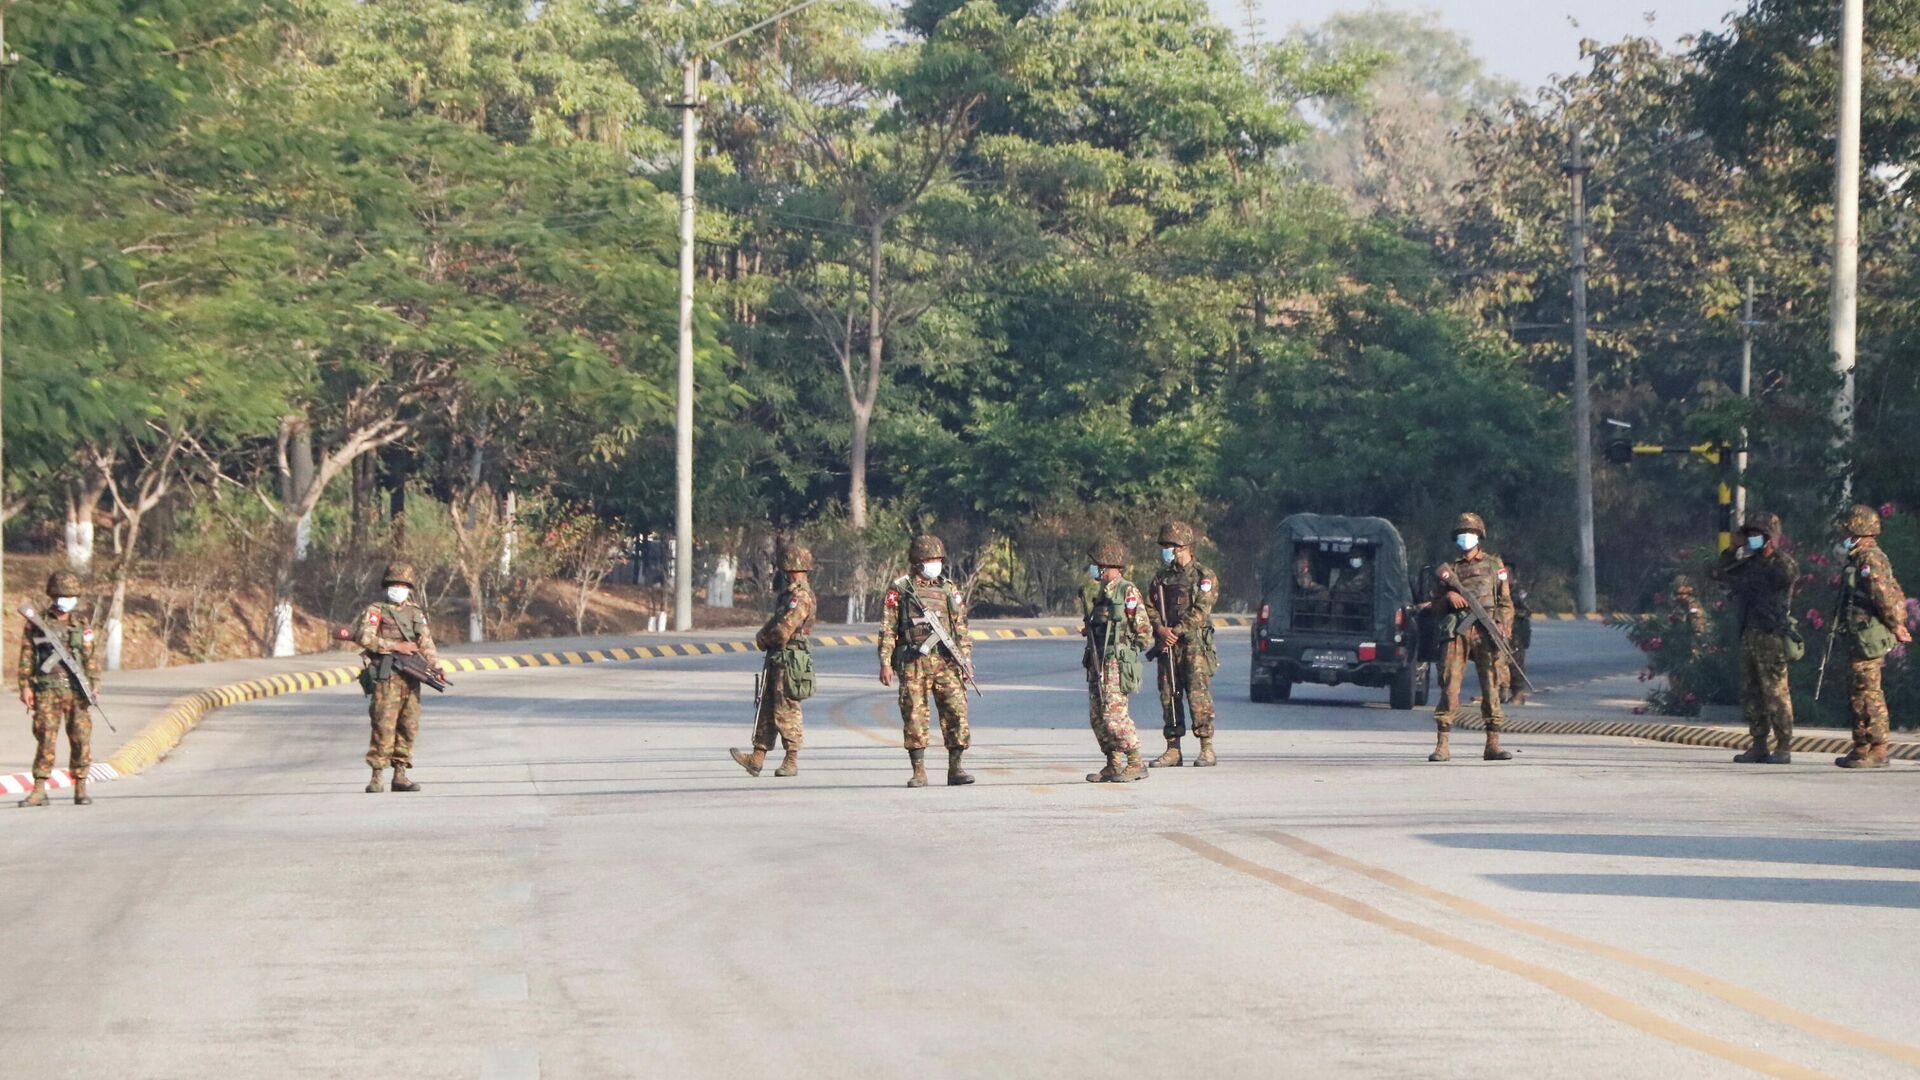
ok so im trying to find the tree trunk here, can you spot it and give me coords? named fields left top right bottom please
left=350, top=454, right=372, bottom=551
left=390, top=478, right=407, bottom=553
left=64, top=476, right=107, bottom=573
left=103, top=509, right=147, bottom=671
left=290, top=424, right=316, bottom=561
left=707, top=552, right=736, bottom=609
left=270, top=530, right=298, bottom=658
left=500, top=488, right=516, bottom=575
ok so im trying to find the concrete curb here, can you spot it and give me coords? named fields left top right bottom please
left=1449, top=714, right=1920, bottom=761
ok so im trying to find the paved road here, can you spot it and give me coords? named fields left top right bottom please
left=3, top=622, right=1918, bottom=1079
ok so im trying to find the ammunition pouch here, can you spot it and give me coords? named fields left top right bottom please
left=778, top=642, right=816, bottom=702
left=1846, top=615, right=1896, bottom=661
left=1784, top=620, right=1808, bottom=662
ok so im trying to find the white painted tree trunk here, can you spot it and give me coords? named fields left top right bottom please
left=105, top=614, right=124, bottom=671
left=707, top=554, right=736, bottom=609
left=270, top=600, right=297, bottom=658
left=65, top=518, right=94, bottom=573
left=469, top=607, right=485, bottom=644
left=294, top=511, right=313, bottom=561
left=500, top=489, right=516, bottom=575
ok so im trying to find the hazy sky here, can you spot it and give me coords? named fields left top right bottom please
left=1215, top=1, right=1746, bottom=91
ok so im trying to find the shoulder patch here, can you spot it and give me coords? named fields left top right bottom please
left=1199, top=579, right=1213, bottom=593
left=1124, top=594, right=1140, bottom=611
left=1439, top=567, right=1452, bottom=581
left=885, top=589, right=900, bottom=608
left=82, top=629, right=95, bottom=643
left=1862, top=566, right=1873, bottom=577
left=950, top=591, right=964, bottom=607
left=1497, top=569, right=1509, bottom=582
left=365, top=605, right=383, bottom=625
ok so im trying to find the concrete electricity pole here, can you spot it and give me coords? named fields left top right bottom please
left=1735, top=275, right=1754, bottom=525
left=1565, top=127, right=1596, bottom=616
left=1831, top=0, right=1863, bottom=496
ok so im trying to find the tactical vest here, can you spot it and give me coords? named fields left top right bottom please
left=892, top=575, right=956, bottom=648
left=1150, top=567, right=1192, bottom=626
left=27, top=616, right=90, bottom=690
left=1087, top=580, right=1145, bottom=654
left=366, top=602, right=427, bottom=682
left=1842, top=555, right=1896, bottom=659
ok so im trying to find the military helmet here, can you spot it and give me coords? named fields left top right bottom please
left=46, top=571, right=82, bottom=597
left=1089, top=537, right=1129, bottom=569
left=1742, top=510, right=1782, bottom=539
left=1158, top=520, right=1196, bottom=547
left=381, top=562, right=417, bottom=587
left=1840, top=504, right=1882, bottom=538
left=780, top=547, right=815, bottom=572
left=1672, top=574, right=1697, bottom=595
left=1453, top=512, right=1487, bottom=538
left=908, top=534, right=946, bottom=561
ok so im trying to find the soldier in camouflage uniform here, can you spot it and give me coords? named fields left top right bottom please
left=1711, top=511, right=1798, bottom=764
left=1083, top=538, right=1152, bottom=783
left=1664, top=575, right=1709, bottom=704
left=1423, top=513, right=1516, bottom=762
left=355, top=562, right=442, bottom=793
left=1498, top=559, right=1533, bottom=706
left=16, top=571, right=102, bottom=807
left=1146, top=521, right=1221, bottom=768
left=731, top=548, right=817, bottom=778
left=1833, top=504, right=1910, bottom=769
left=878, top=535, right=975, bottom=788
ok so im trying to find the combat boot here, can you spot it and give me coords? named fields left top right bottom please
left=1428, top=727, right=1451, bottom=763
left=1483, top=729, right=1513, bottom=762
left=1836, top=744, right=1888, bottom=768
left=774, top=750, right=800, bottom=777
left=18, top=779, right=49, bottom=807
left=1086, top=751, right=1122, bottom=783
left=1763, top=750, right=1792, bottom=765
left=1150, top=739, right=1183, bottom=768
left=946, top=749, right=974, bottom=786
left=390, top=765, right=421, bottom=792
left=74, top=777, right=92, bottom=805
left=729, top=748, right=765, bottom=777
left=1194, top=738, right=1217, bottom=767
left=907, top=748, right=928, bottom=788
left=1732, top=742, right=1768, bottom=763
left=1113, top=749, right=1148, bottom=782
left=366, top=768, right=386, bottom=793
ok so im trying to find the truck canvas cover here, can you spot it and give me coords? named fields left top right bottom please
left=1265, top=513, right=1412, bottom=626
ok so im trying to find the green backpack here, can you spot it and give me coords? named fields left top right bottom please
left=779, top=645, right=816, bottom=701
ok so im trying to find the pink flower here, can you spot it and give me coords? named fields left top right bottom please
left=1713, top=600, right=1726, bottom=611
left=1683, top=692, right=1698, bottom=703
left=1648, top=637, right=1664, bottom=651
left=1653, top=592, right=1668, bottom=607
left=1807, top=609, right=1825, bottom=630
left=1881, top=503, right=1896, bottom=518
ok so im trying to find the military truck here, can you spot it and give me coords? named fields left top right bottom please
left=1250, top=513, right=1430, bottom=710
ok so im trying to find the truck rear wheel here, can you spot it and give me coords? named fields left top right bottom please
left=1390, top=664, right=1416, bottom=710
left=1251, top=677, right=1274, bottom=703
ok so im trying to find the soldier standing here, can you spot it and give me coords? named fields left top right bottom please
left=356, top=562, right=442, bottom=793
left=16, top=572, right=101, bottom=807
left=731, top=548, right=817, bottom=777
left=1083, top=538, right=1151, bottom=783
left=1712, top=511, right=1798, bottom=764
left=1664, top=575, right=1709, bottom=705
left=1146, top=521, right=1221, bottom=768
left=1833, top=504, right=1910, bottom=769
left=1424, top=513, right=1516, bottom=762
left=878, top=535, right=975, bottom=788
left=1499, top=559, right=1533, bottom=706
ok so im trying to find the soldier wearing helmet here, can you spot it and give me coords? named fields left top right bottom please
left=1833, top=504, right=1909, bottom=769
left=355, top=561, right=442, bottom=792
left=1711, top=509, right=1799, bottom=763
left=16, top=571, right=102, bottom=807
left=877, top=534, right=976, bottom=788
left=1082, top=537, right=1152, bottom=783
left=1145, top=520, right=1222, bottom=768
left=1421, top=512, right=1517, bottom=762
left=731, top=545, right=818, bottom=778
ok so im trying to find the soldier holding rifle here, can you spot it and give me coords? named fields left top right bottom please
left=16, top=572, right=104, bottom=807
left=731, top=547, right=817, bottom=779
left=1712, top=511, right=1798, bottom=765
left=1831, top=504, right=1910, bottom=769
left=879, top=535, right=976, bottom=789
left=1422, top=513, right=1519, bottom=763
left=356, top=562, right=444, bottom=793
left=1145, top=520, right=1220, bottom=768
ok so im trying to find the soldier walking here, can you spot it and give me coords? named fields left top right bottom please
left=1833, top=504, right=1910, bottom=769
left=16, top=572, right=101, bottom=807
left=1500, top=559, right=1533, bottom=706
left=1146, top=521, right=1221, bottom=768
left=356, top=562, right=442, bottom=793
left=731, top=548, right=817, bottom=777
left=1712, top=511, right=1798, bottom=764
left=878, top=535, right=975, bottom=788
left=1424, top=513, right=1516, bottom=762
left=1083, top=538, right=1151, bottom=783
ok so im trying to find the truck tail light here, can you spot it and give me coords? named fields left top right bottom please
left=1395, top=608, right=1407, bottom=630
left=1358, top=642, right=1378, bottom=662
left=1255, top=604, right=1270, bottom=652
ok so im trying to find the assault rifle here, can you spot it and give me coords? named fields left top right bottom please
left=18, top=604, right=116, bottom=732
left=1145, top=582, right=1185, bottom=663
left=905, top=588, right=983, bottom=697
left=334, top=626, right=452, bottom=692
left=1433, top=565, right=1536, bottom=693
left=1814, top=584, right=1849, bottom=701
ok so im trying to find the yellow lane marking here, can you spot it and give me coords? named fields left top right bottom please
left=1165, top=833, right=1835, bottom=1080
left=1162, top=803, right=1204, bottom=814
left=1259, top=831, right=1920, bottom=1070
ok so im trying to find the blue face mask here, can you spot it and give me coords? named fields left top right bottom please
left=1746, top=535, right=1766, bottom=552
left=1087, top=564, right=1100, bottom=581
left=1845, top=537, right=1859, bottom=551
left=1160, top=547, right=1176, bottom=564
left=1456, top=533, right=1479, bottom=552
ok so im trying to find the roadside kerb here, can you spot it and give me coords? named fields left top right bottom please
left=1447, top=713, right=1920, bottom=761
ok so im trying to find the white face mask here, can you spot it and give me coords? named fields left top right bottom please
left=1746, top=535, right=1766, bottom=552
left=53, top=596, right=78, bottom=614
left=1844, top=537, right=1860, bottom=551
left=1348, top=557, right=1363, bottom=570
left=921, top=560, right=943, bottom=579
left=1087, top=564, right=1101, bottom=581
left=386, top=585, right=411, bottom=604
left=1456, top=533, right=1479, bottom=552
left=1160, top=547, right=1177, bottom=564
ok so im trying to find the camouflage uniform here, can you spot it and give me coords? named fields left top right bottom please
left=356, top=563, right=441, bottom=791
left=748, top=563, right=816, bottom=762
left=1663, top=576, right=1709, bottom=704
left=1292, top=552, right=1329, bottom=629
left=17, top=572, right=101, bottom=806
left=1426, top=513, right=1515, bottom=762
left=1835, top=505, right=1907, bottom=768
left=1499, top=565, right=1532, bottom=704
left=1711, top=511, right=1797, bottom=762
left=878, top=535, right=974, bottom=788
left=1084, top=539, right=1152, bottom=783
left=1146, top=520, right=1220, bottom=767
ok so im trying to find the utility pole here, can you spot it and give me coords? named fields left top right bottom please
left=0, top=8, right=12, bottom=618
left=673, top=56, right=698, bottom=632
left=1565, top=127, right=1597, bottom=616
left=1734, top=275, right=1754, bottom=525
left=1831, top=0, right=1863, bottom=497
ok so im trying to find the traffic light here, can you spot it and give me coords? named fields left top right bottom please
left=1605, top=439, right=1633, bottom=465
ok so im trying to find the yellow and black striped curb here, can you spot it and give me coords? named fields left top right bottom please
left=1449, top=714, right=1920, bottom=760
left=1547, top=612, right=1649, bottom=621
left=103, top=620, right=1198, bottom=778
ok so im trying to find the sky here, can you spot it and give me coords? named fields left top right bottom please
left=1215, top=0, right=1747, bottom=91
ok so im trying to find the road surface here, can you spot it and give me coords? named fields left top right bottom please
left=3, top=621, right=1917, bottom=1079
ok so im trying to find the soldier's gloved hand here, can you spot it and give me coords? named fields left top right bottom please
left=879, top=666, right=893, bottom=687
left=1447, top=593, right=1468, bottom=610
left=1156, top=627, right=1178, bottom=650
left=18, top=686, right=33, bottom=708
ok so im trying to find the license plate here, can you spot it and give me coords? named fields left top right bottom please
left=1307, top=650, right=1351, bottom=669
